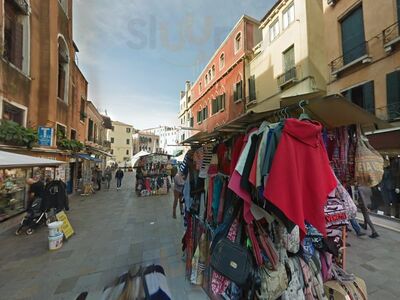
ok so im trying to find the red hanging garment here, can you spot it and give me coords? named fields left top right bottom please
left=264, top=119, right=337, bottom=238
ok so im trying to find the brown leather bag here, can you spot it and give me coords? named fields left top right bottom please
left=324, top=277, right=367, bottom=300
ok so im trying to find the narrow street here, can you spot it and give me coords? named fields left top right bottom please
left=0, top=173, right=399, bottom=299
left=0, top=173, right=207, bottom=300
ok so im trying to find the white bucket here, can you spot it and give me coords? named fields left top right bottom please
left=48, top=221, right=63, bottom=237
left=48, top=233, right=63, bottom=250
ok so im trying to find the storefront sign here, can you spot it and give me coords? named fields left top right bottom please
left=38, top=127, right=53, bottom=147
left=56, top=211, right=74, bottom=239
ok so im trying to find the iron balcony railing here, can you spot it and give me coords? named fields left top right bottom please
left=376, top=102, right=400, bottom=121
left=329, top=41, right=368, bottom=74
left=277, top=67, right=297, bottom=87
left=383, top=21, right=400, bottom=45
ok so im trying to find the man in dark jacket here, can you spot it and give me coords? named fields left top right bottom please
left=115, top=168, right=124, bottom=190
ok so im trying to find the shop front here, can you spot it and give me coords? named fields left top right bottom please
left=0, top=151, right=65, bottom=223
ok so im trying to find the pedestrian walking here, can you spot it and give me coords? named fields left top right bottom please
left=171, top=165, right=178, bottom=184
left=115, top=167, right=124, bottom=190
left=172, top=171, right=185, bottom=219
left=93, top=166, right=102, bottom=191
left=104, top=166, right=112, bottom=189
left=358, top=186, right=379, bottom=238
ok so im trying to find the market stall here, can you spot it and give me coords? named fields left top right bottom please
left=0, top=151, right=65, bottom=222
left=180, top=98, right=386, bottom=299
left=134, top=153, right=171, bottom=197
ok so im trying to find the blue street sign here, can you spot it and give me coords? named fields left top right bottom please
left=38, top=127, right=53, bottom=147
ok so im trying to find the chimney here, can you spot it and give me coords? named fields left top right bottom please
left=185, top=81, right=191, bottom=92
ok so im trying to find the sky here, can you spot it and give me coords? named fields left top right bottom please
left=73, top=0, right=275, bottom=129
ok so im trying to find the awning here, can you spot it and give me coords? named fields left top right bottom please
left=182, top=131, right=222, bottom=145
left=86, top=146, right=113, bottom=157
left=281, top=94, right=391, bottom=130
left=76, top=154, right=102, bottom=163
left=0, top=151, right=65, bottom=169
left=365, top=127, right=400, bottom=154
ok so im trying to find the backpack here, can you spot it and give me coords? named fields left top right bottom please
left=281, top=257, right=305, bottom=300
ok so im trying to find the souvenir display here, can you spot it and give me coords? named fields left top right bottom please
left=180, top=116, right=371, bottom=299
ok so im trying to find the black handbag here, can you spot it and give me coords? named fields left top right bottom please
left=210, top=238, right=253, bottom=287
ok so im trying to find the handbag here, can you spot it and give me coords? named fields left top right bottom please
left=324, top=277, right=367, bottom=300
left=256, top=262, right=289, bottom=300
left=355, top=126, right=384, bottom=187
left=210, top=238, right=253, bottom=287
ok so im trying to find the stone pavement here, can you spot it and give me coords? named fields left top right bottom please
left=0, top=173, right=399, bottom=299
left=0, top=173, right=207, bottom=300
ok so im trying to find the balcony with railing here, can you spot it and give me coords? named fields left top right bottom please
left=277, top=67, right=297, bottom=89
left=383, top=21, right=400, bottom=51
left=329, top=41, right=371, bottom=76
left=376, top=102, right=400, bottom=122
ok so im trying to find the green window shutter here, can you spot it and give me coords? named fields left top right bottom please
left=212, top=98, right=217, bottom=114
left=341, top=6, right=366, bottom=65
left=216, top=95, right=221, bottom=111
left=362, top=81, right=375, bottom=114
left=237, top=81, right=243, bottom=100
left=222, top=93, right=226, bottom=109
left=248, top=76, right=256, bottom=101
left=386, top=71, right=400, bottom=119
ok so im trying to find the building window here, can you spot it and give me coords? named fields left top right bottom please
left=205, top=74, right=208, bottom=85
left=234, top=81, right=243, bottom=102
left=342, top=81, right=375, bottom=114
left=386, top=71, right=400, bottom=120
left=2, top=101, right=25, bottom=126
left=219, top=53, right=225, bottom=70
left=202, top=106, right=208, bottom=121
left=57, top=36, right=69, bottom=102
left=340, top=5, right=366, bottom=65
left=70, top=129, right=76, bottom=140
left=212, top=94, right=226, bottom=114
left=111, top=137, right=114, bottom=143
left=4, top=0, right=29, bottom=71
left=126, top=139, right=130, bottom=145
left=208, top=70, right=212, bottom=82
left=234, top=32, right=242, bottom=53
left=199, top=82, right=202, bottom=93
left=212, top=65, right=215, bottom=79
left=110, top=149, right=114, bottom=155
left=190, top=117, right=194, bottom=128
left=248, top=76, right=256, bottom=102
left=126, top=128, right=131, bottom=133
left=80, top=98, right=86, bottom=121
left=282, top=2, right=295, bottom=30
left=283, top=45, right=295, bottom=73
left=126, top=150, right=129, bottom=155
left=111, top=126, right=115, bottom=131
left=56, top=124, right=66, bottom=144
left=269, top=19, right=280, bottom=42
left=88, top=119, right=94, bottom=141
left=197, top=110, right=202, bottom=124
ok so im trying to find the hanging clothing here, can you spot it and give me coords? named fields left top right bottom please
left=264, top=118, right=337, bottom=238
left=230, top=135, right=245, bottom=176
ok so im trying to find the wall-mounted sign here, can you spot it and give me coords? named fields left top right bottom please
left=38, top=127, right=53, bottom=147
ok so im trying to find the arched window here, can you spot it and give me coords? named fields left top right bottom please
left=219, top=53, right=225, bottom=70
left=212, top=65, right=215, bottom=79
left=205, top=74, right=208, bottom=84
left=58, top=35, right=70, bottom=103
left=234, top=32, right=242, bottom=53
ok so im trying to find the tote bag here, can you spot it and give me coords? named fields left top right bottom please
left=355, top=127, right=384, bottom=187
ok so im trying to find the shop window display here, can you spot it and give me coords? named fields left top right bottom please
left=0, top=169, right=28, bottom=222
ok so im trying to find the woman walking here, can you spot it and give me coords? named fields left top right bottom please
left=173, top=171, right=185, bottom=219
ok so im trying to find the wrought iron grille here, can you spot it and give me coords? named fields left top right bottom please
left=277, top=67, right=297, bottom=87
left=383, top=21, right=400, bottom=45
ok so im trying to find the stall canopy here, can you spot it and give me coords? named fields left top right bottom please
left=76, top=153, right=102, bottom=163
left=0, top=151, right=65, bottom=169
left=131, top=151, right=150, bottom=167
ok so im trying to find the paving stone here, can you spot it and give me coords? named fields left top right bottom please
left=54, top=276, right=80, bottom=295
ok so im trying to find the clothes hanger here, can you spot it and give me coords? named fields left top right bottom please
left=298, top=100, right=311, bottom=120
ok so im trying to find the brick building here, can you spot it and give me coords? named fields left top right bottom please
left=189, top=16, right=262, bottom=133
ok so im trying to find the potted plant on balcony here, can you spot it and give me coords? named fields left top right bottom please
left=57, top=131, right=84, bottom=152
left=0, top=120, right=37, bottom=149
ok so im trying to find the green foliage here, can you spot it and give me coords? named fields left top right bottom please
left=57, top=138, right=84, bottom=152
left=0, top=120, right=37, bottom=149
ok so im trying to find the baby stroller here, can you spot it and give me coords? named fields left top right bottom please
left=15, top=180, right=69, bottom=235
